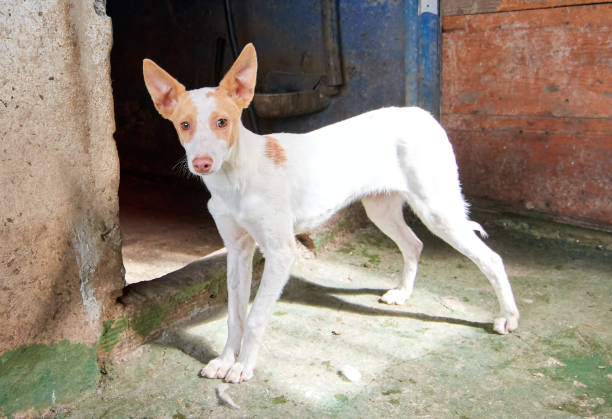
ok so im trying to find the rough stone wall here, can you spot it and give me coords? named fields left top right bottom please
left=0, top=0, right=123, bottom=354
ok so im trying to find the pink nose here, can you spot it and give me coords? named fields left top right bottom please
left=192, top=156, right=213, bottom=174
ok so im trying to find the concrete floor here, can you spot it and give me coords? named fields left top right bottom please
left=119, top=175, right=223, bottom=284
left=74, top=177, right=612, bottom=418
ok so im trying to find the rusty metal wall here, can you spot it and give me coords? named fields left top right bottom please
left=441, top=3, right=612, bottom=228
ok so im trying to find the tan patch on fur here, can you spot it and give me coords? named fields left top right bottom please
left=142, top=59, right=197, bottom=144
left=206, top=90, right=241, bottom=147
left=169, top=92, right=197, bottom=144
left=265, top=136, right=287, bottom=166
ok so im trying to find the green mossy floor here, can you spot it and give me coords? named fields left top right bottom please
left=5, top=215, right=612, bottom=418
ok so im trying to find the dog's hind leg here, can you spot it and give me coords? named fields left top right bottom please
left=408, top=195, right=519, bottom=334
left=362, top=192, right=423, bottom=305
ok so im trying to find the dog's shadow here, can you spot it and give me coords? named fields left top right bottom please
left=280, top=276, right=493, bottom=331
left=159, top=269, right=493, bottom=365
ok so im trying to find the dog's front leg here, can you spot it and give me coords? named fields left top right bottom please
left=201, top=202, right=256, bottom=379
left=224, top=241, right=296, bottom=383
left=201, top=235, right=255, bottom=379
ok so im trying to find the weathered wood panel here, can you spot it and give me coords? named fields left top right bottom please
left=442, top=0, right=610, bottom=16
left=441, top=4, right=612, bottom=227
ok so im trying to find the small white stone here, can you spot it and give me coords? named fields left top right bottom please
left=216, top=384, right=240, bottom=409
left=339, top=365, right=361, bottom=383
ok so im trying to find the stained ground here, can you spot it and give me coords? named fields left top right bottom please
left=46, top=196, right=612, bottom=418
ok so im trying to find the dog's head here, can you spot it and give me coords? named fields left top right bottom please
left=143, top=44, right=257, bottom=176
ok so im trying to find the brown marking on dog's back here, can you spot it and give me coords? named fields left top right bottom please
left=206, top=90, right=241, bottom=147
left=265, top=136, right=287, bottom=166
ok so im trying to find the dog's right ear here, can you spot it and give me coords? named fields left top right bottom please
left=143, top=59, right=186, bottom=119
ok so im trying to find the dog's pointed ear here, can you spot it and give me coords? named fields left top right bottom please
left=219, top=43, right=257, bottom=109
left=143, top=59, right=186, bottom=118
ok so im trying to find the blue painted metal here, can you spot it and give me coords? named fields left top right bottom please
left=321, top=0, right=344, bottom=87
left=404, top=0, right=419, bottom=107
left=230, top=0, right=440, bottom=132
left=417, top=0, right=441, bottom=119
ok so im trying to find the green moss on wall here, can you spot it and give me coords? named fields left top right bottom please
left=131, top=302, right=173, bottom=338
left=130, top=270, right=227, bottom=338
left=0, top=269, right=232, bottom=416
left=99, top=316, right=128, bottom=353
left=0, top=340, right=99, bottom=417
left=174, top=282, right=209, bottom=304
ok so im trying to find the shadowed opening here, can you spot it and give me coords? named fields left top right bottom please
left=108, top=1, right=229, bottom=284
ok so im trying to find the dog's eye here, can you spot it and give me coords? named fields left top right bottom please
left=180, top=121, right=190, bottom=130
left=216, top=118, right=227, bottom=128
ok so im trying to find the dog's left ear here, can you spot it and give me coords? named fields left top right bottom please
left=219, top=43, right=257, bottom=109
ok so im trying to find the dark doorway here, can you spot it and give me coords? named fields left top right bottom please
left=107, top=1, right=229, bottom=283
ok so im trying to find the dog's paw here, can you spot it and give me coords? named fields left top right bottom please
left=224, top=362, right=253, bottom=383
left=493, top=312, right=519, bottom=334
left=200, top=358, right=234, bottom=379
left=379, top=288, right=410, bottom=305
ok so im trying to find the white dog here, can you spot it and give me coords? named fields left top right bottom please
left=143, top=43, right=519, bottom=383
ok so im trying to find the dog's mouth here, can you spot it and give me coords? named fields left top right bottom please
left=193, top=165, right=219, bottom=177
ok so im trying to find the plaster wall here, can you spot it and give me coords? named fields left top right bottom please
left=0, top=0, right=123, bottom=354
